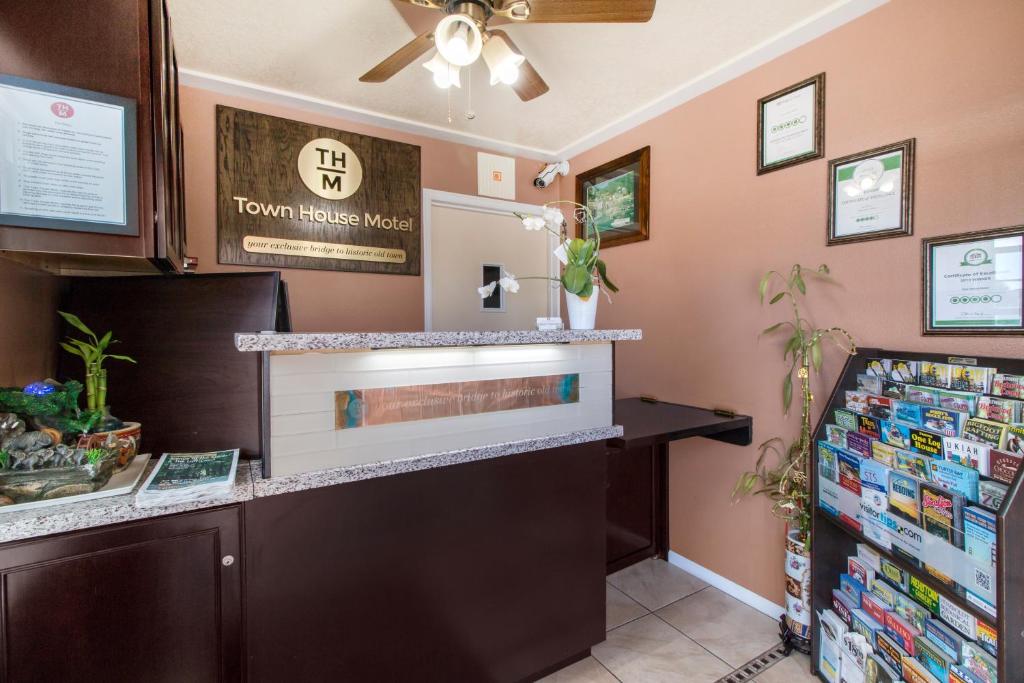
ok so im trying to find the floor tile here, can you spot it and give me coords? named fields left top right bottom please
left=753, top=651, right=817, bottom=682
left=606, top=583, right=648, bottom=631
left=655, top=586, right=780, bottom=667
left=538, top=656, right=619, bottom=683
left=607, top=559, right=708, bottom=611
left=593, top=614, right=732, bottom=683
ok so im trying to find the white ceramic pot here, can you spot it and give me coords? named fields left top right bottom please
left=784, top=529, right=811, bottom=639
left=565, top=285, right=600, bottom=330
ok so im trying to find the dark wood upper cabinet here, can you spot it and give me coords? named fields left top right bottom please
left=0, top=0, right=188, bottom=273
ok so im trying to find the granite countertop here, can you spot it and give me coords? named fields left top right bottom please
left=250, top=425, right=623, bottom=497
left=0, top=460, right=255, bottom=544
left=0, top=425, right=621, bottom=543
left=234, top=329, right=642, bottom=352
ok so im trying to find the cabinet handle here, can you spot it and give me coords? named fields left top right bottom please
left=222, top=555, right=235, bottom=567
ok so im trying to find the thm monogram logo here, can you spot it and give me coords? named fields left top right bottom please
left=297, top=137, right=363, bottom=200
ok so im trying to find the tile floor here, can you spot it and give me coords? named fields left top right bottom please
left=541, top=558, right=818, bottom=683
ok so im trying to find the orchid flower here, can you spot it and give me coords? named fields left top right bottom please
left=477, top=281, right=497, bottom=299
left=498, top=271, right=520, bottom=293
left=542, top=207, right=564, bottom=230
left=521, top=215, right=546, bottom=231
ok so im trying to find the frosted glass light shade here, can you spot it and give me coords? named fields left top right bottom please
left=422, top=52, right=461, bottom=89
left=435, top=15, right=482, bottom=67
left=482, top=34, right=525, bottom=85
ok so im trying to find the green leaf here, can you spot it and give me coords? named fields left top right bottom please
left=104, top=354, right=137, bottom=364
left=783, top=334, right=800, bottom=360
left=758, top=273, right=770, bottom=303
left=769, top=292, right=785, bottom=304
left=782, top=373, right=793, bottom=415
left=794, top=271, right=806, bottom=295
left=577, top=276, right=595, bottom=300
left=595, top=259, right=619, bottom=293
left=577, top=240, right=595, bottom=267
left=58, top=311, right=96, bottom=340
left=98, top=330, right=113, bottom=351
left=561, top=264, right=589, bottom=294
left=760, top=322, right=785, bottom=336
left=59, top=342, right=85, bottom=359
left=811, top=339, right=823, bottom=373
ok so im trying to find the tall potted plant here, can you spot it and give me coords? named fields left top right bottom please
left=477, top=201, right=618, bottom=330
left=733, top=264, right=856, bottom=652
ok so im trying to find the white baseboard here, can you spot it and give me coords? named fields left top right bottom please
left=667, top=551, right=785, bottom=620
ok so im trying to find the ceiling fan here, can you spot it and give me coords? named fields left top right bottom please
left=359, top=0, right=656, bottom=101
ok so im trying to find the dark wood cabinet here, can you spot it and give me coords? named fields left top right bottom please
left=0, top=0, right=188, bottom=273
left=244, top=443, right=607, bottom=683
left=0, top=506, right=243, bottom=682
left=606, top=443, right=667, bottom=573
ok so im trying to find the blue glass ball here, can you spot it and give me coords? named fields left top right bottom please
left=23, top=382, right=56, bottom=396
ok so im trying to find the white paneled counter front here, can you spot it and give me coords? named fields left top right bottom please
left=236, top=330, right=641, bottom=478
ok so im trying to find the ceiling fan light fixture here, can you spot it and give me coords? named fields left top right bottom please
left=435, top=14, right=483, bottom=67
left=482, top=33, right=526, bottom=86
left=422, top=52, right=461, bottom=89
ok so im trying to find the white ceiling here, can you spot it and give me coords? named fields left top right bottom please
left=168, top=0, right=885, bottom=158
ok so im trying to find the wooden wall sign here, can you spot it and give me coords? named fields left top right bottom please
left=217, top=106, right=421, bottom=275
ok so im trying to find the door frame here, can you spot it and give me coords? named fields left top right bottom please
left=422, top=189, right=559, bottom=331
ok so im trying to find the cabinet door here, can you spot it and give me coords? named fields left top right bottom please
left=606, top=445, right=666, bottom=573
left=0, top=506, right=243, bottom=682
left=149, top=0, right=185, bottom=272
left=0, top=0, right=155, bottom=260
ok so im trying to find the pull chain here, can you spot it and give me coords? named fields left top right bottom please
left=465, top=68, right=476, bottom=120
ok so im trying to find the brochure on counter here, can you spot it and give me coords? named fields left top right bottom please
left=135, top=449, right=239, bottom=508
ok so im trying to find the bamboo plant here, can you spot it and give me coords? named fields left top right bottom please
left=58, top=312, right=136, bottom=420
left=733, top=264, right=856, bottom=546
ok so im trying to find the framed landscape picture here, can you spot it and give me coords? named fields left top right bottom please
left=757, top=73, right=825, bottom=174
left=575, top=146, right=650, bottom=248
left=923, top=225, right=1023, bottom=336
left=827, top=138, right=915, bottom=246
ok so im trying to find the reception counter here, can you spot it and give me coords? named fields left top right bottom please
left=0, top=329, right=641, bottom=682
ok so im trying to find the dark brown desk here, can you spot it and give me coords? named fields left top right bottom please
left=605, top=398, right=752, bottom=573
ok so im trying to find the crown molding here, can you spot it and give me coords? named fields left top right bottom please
left=178, top=69, right=557, bottom=160
left=180, top=0, right=887, bottom=162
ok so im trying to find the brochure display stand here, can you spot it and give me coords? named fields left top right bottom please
left=810, top=348, right=1022, bottom=683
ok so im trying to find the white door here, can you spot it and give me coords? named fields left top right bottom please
left=425, top=192, right=556, bottom=331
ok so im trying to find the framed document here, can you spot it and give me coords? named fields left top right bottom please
left=575, top=146, right=650, bottom=249
left=757, top=73, right=824, bottom=174
left=923, top=225, right=1024, bottom=335
left=0, top=74, right=138, bottom=235
left=827, top=139, right=915, bottom=246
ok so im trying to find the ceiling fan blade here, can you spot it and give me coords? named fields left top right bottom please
left=497, top=0, right=655, bottom=23
left=359, top=31, right=435, bottom=83
left=488, top=30, right=549, bottom=101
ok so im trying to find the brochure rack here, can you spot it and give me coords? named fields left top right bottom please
left=810, top=348, right=1023, bottom=682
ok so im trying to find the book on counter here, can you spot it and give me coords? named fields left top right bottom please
left=135, top=449, right=240, bottom=508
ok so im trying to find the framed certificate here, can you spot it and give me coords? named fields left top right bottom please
left=923, top=225, right=1024, bottom=335
left=757, top=73, right=824, bottom=174
left=827, top=139, right=915, bottom=246
left=0, top=74, right=138, bottom=235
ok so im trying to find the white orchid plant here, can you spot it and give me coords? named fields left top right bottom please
left=478, top=201, right=618, bottom=302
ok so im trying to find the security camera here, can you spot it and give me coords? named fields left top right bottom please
left=534, top=161, right=570, bottom=189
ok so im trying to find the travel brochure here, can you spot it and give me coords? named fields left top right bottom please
left=135, top=449, right=240, bottom=508
left=818, top=355, right=1023, bottom=630
left=819, top=543, right=998, bottom=683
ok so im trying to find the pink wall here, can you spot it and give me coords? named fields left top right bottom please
left=179, top=85, right=553, bottom=332
left=562, top=0, right=1024, bottom=603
